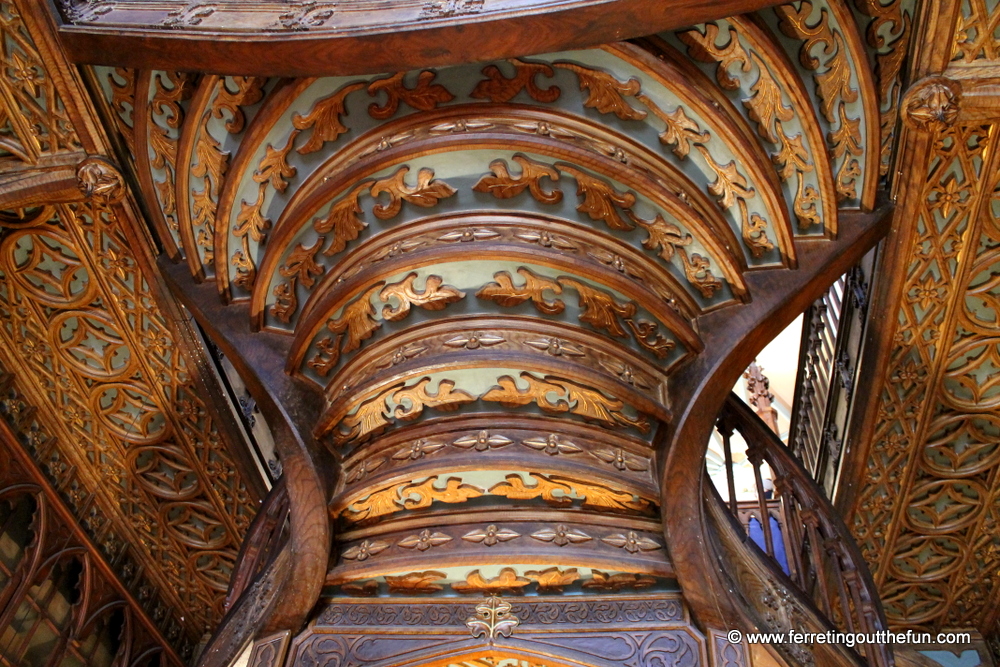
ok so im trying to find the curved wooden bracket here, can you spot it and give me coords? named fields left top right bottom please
left=157, top=256, right=332, bottom=659
left=658, top=198, right=893, bottom=631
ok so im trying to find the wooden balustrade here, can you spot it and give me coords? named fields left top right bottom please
left=713, top=393, right=892, bottom=667
left=788, top=252, right=876, bottom=497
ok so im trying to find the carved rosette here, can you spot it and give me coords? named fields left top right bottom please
left=76, top=156, right=125, bottom=205
left=902, top=77, right=962, bottom=133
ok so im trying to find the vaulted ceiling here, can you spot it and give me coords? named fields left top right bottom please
left=2, top=0, right=1000, bottom=663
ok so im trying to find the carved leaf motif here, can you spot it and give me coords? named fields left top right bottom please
left=368, top=70, right=455, bottom=119
left=636, top=214, right=693, bottom=261
left=738, top=199, right=774, bottom=258
left=523, top=337, right=586, bottom=358
left=327, top=283, right=384, bottom=357
left=551, top=475, right=651, bottom=512
left=602, top=531, right=662, bottom=553
left=453, top=568, right=531, bottom=594
left=583, top=570, right=656, bottom=591
left=346, top=456, right=385, bottom=483
left=452, top=431, right=513, bottom=451
left=679, top=250, right=723, bottom=298
left=831, top=104, right=863, bottom=201
left=340, top=580, right=379, bottom=596
left=521, top=434, right=583, bottom=455
left=471, top=59, right=561, bottom=103
left=398, top=529, right=452, bottom=551
left=530, top=525, right=592, bottom=546
left=444, top=332, right=506, bottom=349
left=212, top=76, right=265, bottom=134
left=553, top=62, right=647, bottom=120
left=625, top=318, right=676, bottom=359
left=513, top=230, right=578, bottom=251
left=472, top=154, right=562, bottom=204
left=558, top=277, right=636, bottom=338
left=314, top=182, right=373, bottom=256
left=639, top=96, right=710, bottom=159
left=679, top=23, right=751, bottom=90
left=437, top=228, right=501, bottom=242
left=794, top=180, right=821, bottom=229
left=476, top=267, right=564, bottom=314
left=385, top=571, right=447, bottom=594
left=370, top=167, right=457, bottom=219
left=341, top=539, right=390, bottom=561
left=481, top=373, right=569, bottom=412
left=344, top=484, right=401, bottom=521
left=592, top=448, right=650, bottom=472
left=696, top=145, right=755, bottom=209
left=392, top=439, right=446, bottom=460
left=191, top=115, right=229, bottom=194
left=293, top=81, right=366, bottom=154
left=744, top=56, right=795, bottom=144
left=525, top=567, right=579, bottom=592
left=233, top=184, right=271, bottom=242
left=380, top=273, right=465, bottom=321
left=556, top=164, right=636, bottom=230
left=553, top=378, right=649, bottom=431
left=279, top=237, right=325, bottom=289
left=488, top=473, right=572, bottom=506
left=392, top=378, right=476, bottom=420
left=773, top=131, right=813, bottom=182
left=462, top=525, right=521, bottom=546
left=401, top=476, right=484, bottom=509
left=338, top=386, right=394, bottom=445
left=253, top=130, right=298, bottom=193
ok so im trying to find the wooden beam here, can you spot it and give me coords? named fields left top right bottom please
left=54, top=0, right=786, bottom=77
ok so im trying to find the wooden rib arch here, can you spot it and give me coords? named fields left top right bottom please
left=290, top=212, right=706, bottom=341
left=250, top=112, right=749, bottom=328
left=174, top=74, right=220, bottom=281
left=603, top=42, right=797, bottom=267
left=212, top=77, right=316, bottom=298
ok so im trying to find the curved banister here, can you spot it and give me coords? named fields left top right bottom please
left=709, top=392, right=892, bottom=667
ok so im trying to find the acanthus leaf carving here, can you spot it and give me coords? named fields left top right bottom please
left=457, top=572, right=530, bottom=595
left=555, top=163, right=636, bottom=230
left=370, top=166, right=456, bottom=219
left=525, top=567, right=579, bottom=592
left=583, top=570, right=656, bottom=591
left=367, top=70, right=455, bottom=119
left=379, top=273, right=465, bottom=321
left=638, top=95, right=710, bottom=159
left=400, top=476, right=484, bottom=509
left=557, top=277, right=636, bottom=338
left=488, top=473, right=573, bottom=506
left=553, top=62, right=647, bottom=121
left=678, top=23, right=751, bottom=90
left=476, top=268, right=564, bottom=314
left=314, top=181, right=373, bottom=256
left=745, top=57, right=796, bottom=145
left=392, top=378, right=476, bottom=421
left=472, top=154, right=562, bottom=204
left=385, top=571, right=447, bottom=594
left=470, top=59, right=561, bottom=104
left=293, top=81, right=367, bottom=154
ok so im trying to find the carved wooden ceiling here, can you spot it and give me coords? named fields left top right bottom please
left=0, top=2, right=265, bottom=660
left=5, top=0, right=1000, bottom=663
left=842, top=0, right=1000, bottom=641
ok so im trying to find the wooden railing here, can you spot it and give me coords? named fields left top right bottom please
left=712, top=393, right=892, bottom=667
left=788, top=252, right=876, bottom=497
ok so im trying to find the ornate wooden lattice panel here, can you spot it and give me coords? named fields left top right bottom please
left=850, top=121, right=1000, bottom=633
left=0, top=0, right=265, bottom=657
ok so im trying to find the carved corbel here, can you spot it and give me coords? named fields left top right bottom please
left=76, top=156, right=126, bottom=205
left=901, top=76, right=962, bottom=132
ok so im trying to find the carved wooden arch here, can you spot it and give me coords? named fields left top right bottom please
left=0, top=484, right=46, bottom=613
left=657, top=205, right=891, bottom=641
left=242, top=114, right=752, bottom=319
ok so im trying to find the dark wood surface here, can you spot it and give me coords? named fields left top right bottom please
left=55, top=0, right=787, bottom=77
